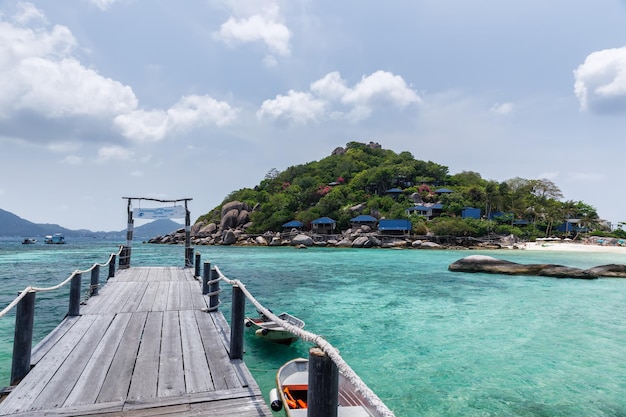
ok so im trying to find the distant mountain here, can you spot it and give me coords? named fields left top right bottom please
left=0, top=208, right=182, bottom=239
left=0, top=208, right=74, bottom=237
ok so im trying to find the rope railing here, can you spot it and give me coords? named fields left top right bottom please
left=0, top=245, right=124, bottom=319
left=213, top=266, right=396, bottom=417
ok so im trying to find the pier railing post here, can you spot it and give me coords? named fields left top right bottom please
left=119, top=246, right=131, bottom=269
left=194, top=253, right=201, bottom=277
left=229, top=285, right=245, bottom=360
left=209, top=267, right=220, bottom=310
left=185, top=247, right=194, bottom=268
left=90, top=265, right=100, bottom=296
left=202, top=262, right=211, bottom=295
left=108, top=254, right=116, bottom=279
left=11, top=290, right=36, bottom=385
left=308, top=347, right=339, bottom=417
left=68, top=273, right=82, bottom=317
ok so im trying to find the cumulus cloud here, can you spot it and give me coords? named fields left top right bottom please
left=62, top=155, right=83, bottom=165
left=257, top=91, right=326, bottom=124
left=0, top=5, right=238, bottom=146
left=114, top=95, right=239, bottom=141
left=213, top=1, right=291, bottom=56
left=0, top=6, right=138, bottom=120
left=97, top=145, right=134, bottom=161
left=258, top=71, right=420, bottom=124
left=574, top=46, right=626, bottom=114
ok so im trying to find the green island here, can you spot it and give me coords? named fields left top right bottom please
left=150, top=141, right=626, bottom=248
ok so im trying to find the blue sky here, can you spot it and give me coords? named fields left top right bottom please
left=0, top=0, right=625, bottom=231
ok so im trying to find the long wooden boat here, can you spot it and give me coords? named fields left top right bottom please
left=272, top=357, right=383, bottom=416
left=244, top=312, right=305, bottom=345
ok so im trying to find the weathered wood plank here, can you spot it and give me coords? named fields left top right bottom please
left=151, top=281, right=170, bottom=311
left=63, top=313, right=133, bottom=407
left=195, top=310, right=240, bottom=390
left=121, top=281, right=149, bottom=313
left=157, top=311, right=185, bottom=397
left=28, top=314, right=116, bottom=410
left=0, top=315, right=98, bottom=414
left=179, top=309, right=214, bottom=393
left=166, top=281, right=181, bottom=311
left=97, top=312, right=148, bottom=403
left=30, top=316, right=80, bottom=366
left=177, top=280, right=192, bottom=311
left=127, top=311, right=163, bottom=402
left=136, top=281, right=159, bottom=312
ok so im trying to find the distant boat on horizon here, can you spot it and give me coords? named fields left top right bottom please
left=44, top=233, right=65, bottom=244
left=21, top=238, right=37, bottom=244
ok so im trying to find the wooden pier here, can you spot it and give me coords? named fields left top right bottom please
left=0, top=266, right=272, bottom=416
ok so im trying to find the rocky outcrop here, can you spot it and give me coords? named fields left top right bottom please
left=448, top=255, right=626, bottom=279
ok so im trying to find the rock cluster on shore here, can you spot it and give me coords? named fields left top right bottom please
left=146, top=201, right=504, bottom=250
left=449, top=255, right=626, bottom=279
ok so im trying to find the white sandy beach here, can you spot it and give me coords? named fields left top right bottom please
left=523, top=241, right=626, bottom=254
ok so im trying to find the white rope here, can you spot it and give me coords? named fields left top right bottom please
left=0, top=246, right=124, bottom=319
left=214, top=266, right=395, bottom=417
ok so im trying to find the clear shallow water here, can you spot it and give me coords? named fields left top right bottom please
left=1, top=238, right=626, bottom=416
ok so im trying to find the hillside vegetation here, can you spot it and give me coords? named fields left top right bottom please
left=198, top=141, right=616, bottom=240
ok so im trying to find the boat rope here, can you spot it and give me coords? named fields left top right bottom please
left=0, top=246, right=124, bottom=319
left=214, top=266, right=396, bottom=417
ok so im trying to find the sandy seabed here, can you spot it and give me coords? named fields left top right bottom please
left=522, top=242, right=626, bottom=254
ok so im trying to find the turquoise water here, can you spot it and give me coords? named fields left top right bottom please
left=1, top=238, right=626, bottom=416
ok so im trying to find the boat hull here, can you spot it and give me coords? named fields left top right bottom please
left=275, top=358, right=381, bottom=417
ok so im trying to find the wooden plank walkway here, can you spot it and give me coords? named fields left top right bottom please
left=0, top=267, right=272, bottom=416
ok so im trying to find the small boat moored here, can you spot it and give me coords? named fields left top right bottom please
left=44, top=233, right=65, bottom=244
left=274, top=357, right=384, bottom=416
left=21, top=238, right=37, bottom=244
left=244, top=311, right=305, bottom=345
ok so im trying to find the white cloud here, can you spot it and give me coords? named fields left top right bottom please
left=262, top=54, right=278, bottom=68
left=114, top=95, right=239, bottom=141
left=0, top=8, right=138, bottom=119
left=62, top=155, right=83, bottom=165
left=213, top=1, right=291, bottom=55
left=90, top=0, right=119, bottom=11
left=13, top=2, right=47, bottom=25
left=490, top=102, right=514, bottom=115
left=574, top=46, right=626, bottom=114
left=97, top=145, right=134, bottom=161
left=257, top=90, right=326, bottom=124
left=258, top=71, right=420, bottom=124
left=48, top=141, right=81, bottom=153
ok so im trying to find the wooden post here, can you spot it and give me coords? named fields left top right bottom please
left=68, top=273, right=82, bottom=317
left=308, top=347, right=339, bottom=417
left=184, top=201, right=192, bottom=267
left=194, top=252, right=201, bottom=277
left=11, top=290, right=36, bottom=385
left=90, top=265, right=100, bottom=296
left=209, top=267, right=220, bottom=310
left=120, top=199, right=133, bottom=269
left=202, top=262, right=211, bottom=295
left=108, top=254, right=116, bottom=279
left=229, top=285, right=245, bottom=360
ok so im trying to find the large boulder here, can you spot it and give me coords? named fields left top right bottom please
left=585, top=264, right=626, bottom=278
left=291, top=234, right=313, bottom=246
left=222, top=230, right=237, bottom=245
left=448, top=255, right=598, bottom=279
left=220, top=209, right=240, bottom=230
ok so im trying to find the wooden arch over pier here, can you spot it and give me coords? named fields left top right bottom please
left=121, top=197, right=193, bottom=268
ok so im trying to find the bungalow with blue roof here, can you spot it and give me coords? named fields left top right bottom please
left=282, top=220, right=304, bottom=231
left=378, top=219, right=412, bottom=236
left=311, top=217, right=337, bottom=234
left=386, top=188, right=403, bottom=199
left=406, top=203, right=443, bottom=220
left=435, top=188, right=453, bottom=194
left=461, top=207, right=481, bottom=219
left=350, top=214, right=378, bottom=229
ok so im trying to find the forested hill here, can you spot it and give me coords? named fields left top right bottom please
left=197, top=141, right=607, bottom=239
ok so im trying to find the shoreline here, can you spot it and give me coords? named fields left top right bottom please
left=521, top=242, right=626, bottom=254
